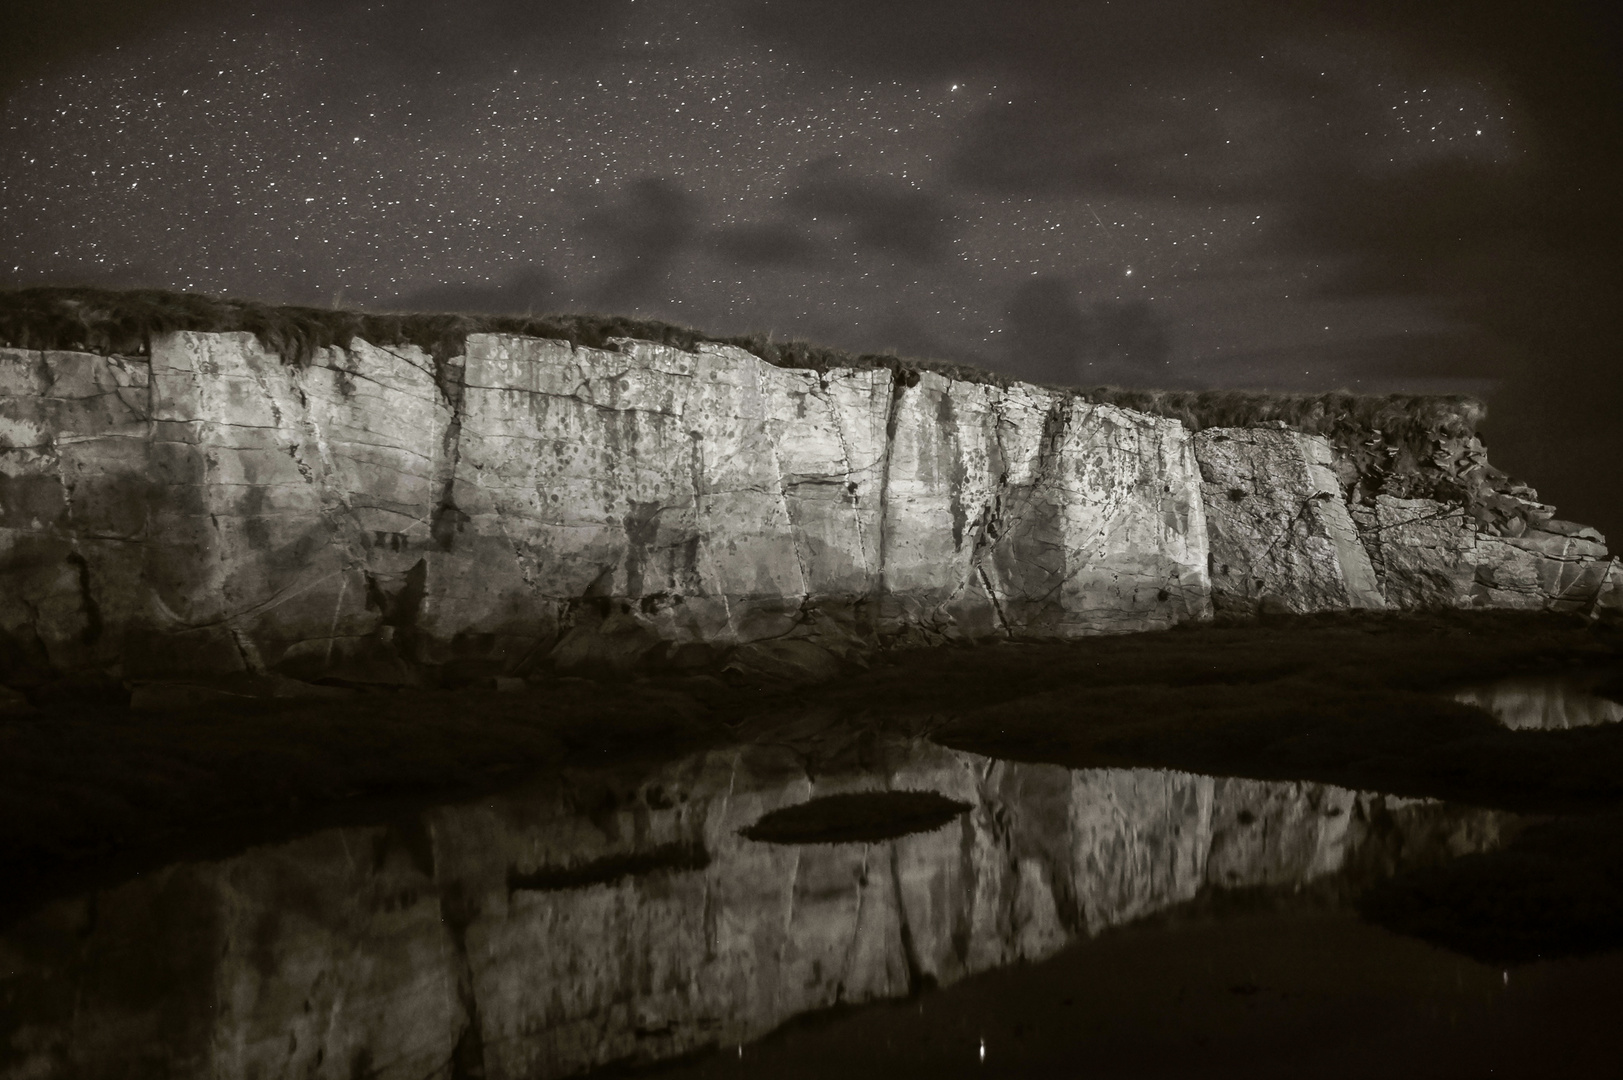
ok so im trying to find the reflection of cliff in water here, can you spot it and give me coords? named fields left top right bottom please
left=1454, top=675, right=1623, bottom=730
left=1, top=737, right=1515, bottom=1080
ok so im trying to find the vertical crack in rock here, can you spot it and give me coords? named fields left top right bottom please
left=888, top=842, right=930, bottom=994
left=430, top=356, right=469, bottom=553
left=688, top=430, right=736, bottom=632
left=63, top=550, right=103, bottom=646
left=972, top=393, right=1019, bottom=635
left=875, top=371, right=911, bottom=598
left=812, top=377, right=875, bottom=584
left=1021, top=397, right=1078, bottom=619
left=936, top=389, right=970, bottom=554
left=774, top=463, right=815, bottom=612
left=322, top=572, right=350, bottom=669
left=976, top=565, right=1012, bottom=637
left=837, top=846, right=871, bottom=1001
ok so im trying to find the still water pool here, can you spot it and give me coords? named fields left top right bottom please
left=2, top=731, right=1618, bottom=1078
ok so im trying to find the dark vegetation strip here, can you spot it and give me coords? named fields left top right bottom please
left=0, top=286, right=1480, bottom=449
left=740, top=791, right=973, bottom=845
left=505, top=840, right=710, bottom=893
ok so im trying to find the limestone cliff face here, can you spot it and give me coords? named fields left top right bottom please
left=0, top=332, right=1208, bottom=683
left=0, top=740, right=1512, bottom=1080
left=0, top=330, right=1614, bottom=684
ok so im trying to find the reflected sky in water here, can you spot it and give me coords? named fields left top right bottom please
left=0, top=728, right=1609, bottom=1079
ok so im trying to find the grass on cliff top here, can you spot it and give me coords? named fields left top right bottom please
left=0, top=285, right=1481, bottom=441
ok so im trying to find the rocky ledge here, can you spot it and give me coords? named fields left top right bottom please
left=2, top=307, right=1617, bottom=689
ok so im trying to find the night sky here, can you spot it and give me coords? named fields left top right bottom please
left=3, top=1, right=1620, bottom=537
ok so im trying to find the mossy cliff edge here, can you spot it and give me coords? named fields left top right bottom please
left=1, top=288, right=1616, bottom=688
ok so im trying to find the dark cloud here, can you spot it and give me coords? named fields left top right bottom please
left=0, top=0, right=209, bottom=99
left=581, top=177, right=700, bottom=311
left=708, top=221, right=828, bottom=270
left=947, top=87, right=1351, bottom=203
left=739, top=0, right=1266, bottom=86
left=0, top=0, right=621, bottom=101
left=783, top=159, right=956, bottom=263
left=1003, top=276, right=1174, bottom=387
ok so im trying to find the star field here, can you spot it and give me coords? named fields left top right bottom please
left=1, top=1, right=1523, bottom=385
left=1, top=0, right=1620, bottom=535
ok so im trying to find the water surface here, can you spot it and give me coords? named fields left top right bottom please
left=0, top=731, right=1573, bottom=1079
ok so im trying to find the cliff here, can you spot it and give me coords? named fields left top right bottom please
left=0, top=736, right=1514, bottom=1079
left=1, top=289, right=1617, bottom=687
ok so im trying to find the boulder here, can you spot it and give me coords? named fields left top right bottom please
left=1353, top=496, right=1476, bottom=609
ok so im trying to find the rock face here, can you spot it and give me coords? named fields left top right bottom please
left=1348, top=497, right=1618, bottom=612
left=0, top=330, right=1615, bottom=684
left=0, top=738, right=1513, bottom=1080
left=1194, top=426, right=1385, bottom=614
left=0, top=332, right=1209, bottom=683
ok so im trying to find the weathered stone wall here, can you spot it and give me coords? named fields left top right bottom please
left=0, top=739, right=1511, bottom=1080
left=0, top=332, right=1210, bottom=684
left=1196, top=425, right=1617, bottom=618
left=3, top=330, right=1616, bottom=688
left=1344, top=497, right=1617, bottom=613
left=1193, top=425, right=1385, bottom=614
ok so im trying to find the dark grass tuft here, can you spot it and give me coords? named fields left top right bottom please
left=1075, top=385, right=1482, bottom=444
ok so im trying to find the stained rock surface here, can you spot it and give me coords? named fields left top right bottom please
left=0, top=738, right=1514, bottom=1080
left=1, top=330, right=1617, bottom=686
left=1, top=332, right=1209, bottom=683
left=1194, top=426, right=1384, bottom=614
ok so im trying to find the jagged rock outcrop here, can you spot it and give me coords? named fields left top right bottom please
left=1194, top=425, right=1385, bottom=614
left=1198, top=423, right=1617, bottom=616
left=0, top=328, right=1615, bottom=686
left=0, top=738, right=1514, bottom=1080
left=1347, top=497, right=1618, bottom=612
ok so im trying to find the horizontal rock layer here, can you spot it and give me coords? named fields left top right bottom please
left=0, top=739, right=1512, bottom=1079
left=0, top=332, right=1614, bottom=683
